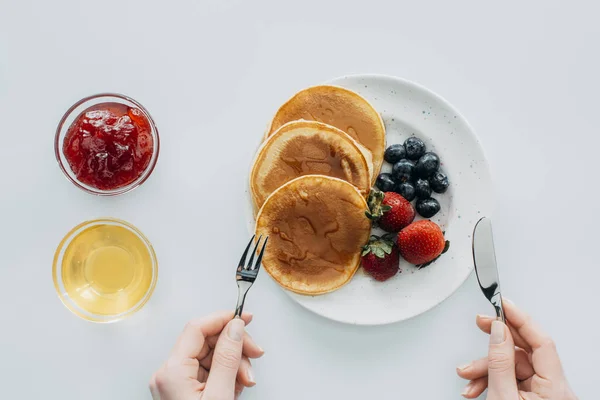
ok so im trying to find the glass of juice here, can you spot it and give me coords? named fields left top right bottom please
left=53, top=218, right=158, bottom=322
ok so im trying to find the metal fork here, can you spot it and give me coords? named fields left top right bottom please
left=234, top=235, right=268, bottom=318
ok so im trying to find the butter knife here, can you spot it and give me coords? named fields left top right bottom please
left=472, top=217, right=505, bottom=322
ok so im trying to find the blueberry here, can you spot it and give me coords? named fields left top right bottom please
left=384, top=144, right=406, bottom=163
left=392, top=159, right=415, bottom=183
left=416, top=198, right=441, bottom=218
left=376, top=173, right=395, bottom=192
left=415, top=152, right=440, bottom=178
left=414, top=179, right=432, bottom=199
left=404, top=137, right=426, bottom=160
left=429, top=171, right=449, bottom=193
left=396, top=182, right=416, bottom=201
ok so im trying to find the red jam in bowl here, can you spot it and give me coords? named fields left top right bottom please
left=62, top=103, right=154, bottom=191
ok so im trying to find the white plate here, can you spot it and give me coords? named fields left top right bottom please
left=246, top=74, right=493, bottom=325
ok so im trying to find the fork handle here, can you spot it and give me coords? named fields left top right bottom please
left=234, top=288, right=249, bottom=318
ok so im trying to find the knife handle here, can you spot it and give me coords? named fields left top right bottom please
left=493, top=297, right=506, bottom=323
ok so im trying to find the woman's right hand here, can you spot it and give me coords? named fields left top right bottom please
left=149, top=311, right=263, bottom=400
left=457, top=299, right=577, bottom=399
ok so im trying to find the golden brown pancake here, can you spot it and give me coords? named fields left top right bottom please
left=255, top=175, right=371, bottom=295
left=250, top=120, right=373, bottom=211
left=266, top=85, right=386, bottom=183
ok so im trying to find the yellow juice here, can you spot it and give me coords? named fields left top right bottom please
left=54, top=220, right=157, bottom=321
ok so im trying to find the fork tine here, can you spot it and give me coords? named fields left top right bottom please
left=238, top=235, right=256, bottom=269
left=246, top=235, right=263, bottom=270
left=251, top=236, right=268, bottom=271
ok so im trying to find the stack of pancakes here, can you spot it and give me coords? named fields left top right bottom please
left=250, top=85, right=386, bottom=295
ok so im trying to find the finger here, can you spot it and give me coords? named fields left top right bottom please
left=237, top=356, right=256, bottom=387
left=518, top=374, right=554, bottom=397
left=487, top=321, right=519, bottom=398
left=199, top=333, right=263, bottom=375
left=153, top=365, right=204, bottom=397
left=206, top=332, right=264, bottom=359
left=235, top=381, right=244, bottom=399
left=476, top=314, right=531, bottom=351
left=457, top=349, right=533, bottom=381
left=169, top=311, right=252, bottom=363
left=519, top=390, right=543, bottom=400
left=197, top=366, right=209, bottom=383
left=199, top=350, right=213, bottom=371
left=519, top=376, right=533, bottom=392
left=514, top=348, right=535, bottom=381
left=243, top=332, right=265, bottom=359
left=457, top=357, right=489, bottom=380
left=502, top=299, right=549, bottom=350
left=461, top=377, right=488, bottom=399
left=502, top=299, right=564, bottom=380
left=203, top=318, right=246, bottom=399
left=177, top=358, right=201, bottom=380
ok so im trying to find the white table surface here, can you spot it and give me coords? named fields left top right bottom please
left=1, top=1, right=597, bottom=398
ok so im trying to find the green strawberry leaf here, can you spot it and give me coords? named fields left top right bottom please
left=373, top=247, right=386, bottom=258
left=365, top=189, right=391, bottom=221
left=380, top=241, right=393, bottom=254
left=362, top=234, right=397, bottom=259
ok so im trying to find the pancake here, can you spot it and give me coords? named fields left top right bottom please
left=266, top=85, right=386, bottom=183
left=250, top=120, right=373, bottom=210
left=255, top=175, right=371, bottom=295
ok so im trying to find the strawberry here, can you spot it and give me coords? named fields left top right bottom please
left=361, top=235, right=400, bottom=282
left=366, top=189, right=415, bottom=232
left=398, top=220, right=449, bottom=266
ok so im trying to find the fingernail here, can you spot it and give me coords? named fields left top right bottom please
left=490, top=320, right=505, bottom=344
left=228, top=319, right=245, bottom=341
left=457, top=364, right=470, bottom=373
left=247, top=365, right=256, bottom=385
left=461, top=381, right=473, bottom=397
left=477, top=314, right=493, bottom=320
left=502, top=297, right=513, bottom=305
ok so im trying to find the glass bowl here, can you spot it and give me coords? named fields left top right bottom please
left=55, top=93, right=160, bottom=196
left=53, top=218, right=158, bottom=323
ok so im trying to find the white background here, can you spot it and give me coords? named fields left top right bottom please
left=0, top=0, right=597, bottom=399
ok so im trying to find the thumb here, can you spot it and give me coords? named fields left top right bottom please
left=487, top=320, right=519, bottom=398
left=204, top=318, right=245, bottom=400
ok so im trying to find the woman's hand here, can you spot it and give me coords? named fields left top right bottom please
left=150, top=311, right=264, bottom=400
left=457, top=299, right=577, bottom=399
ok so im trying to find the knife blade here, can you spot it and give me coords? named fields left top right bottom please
left=472, top=217, right=505, bottom=322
